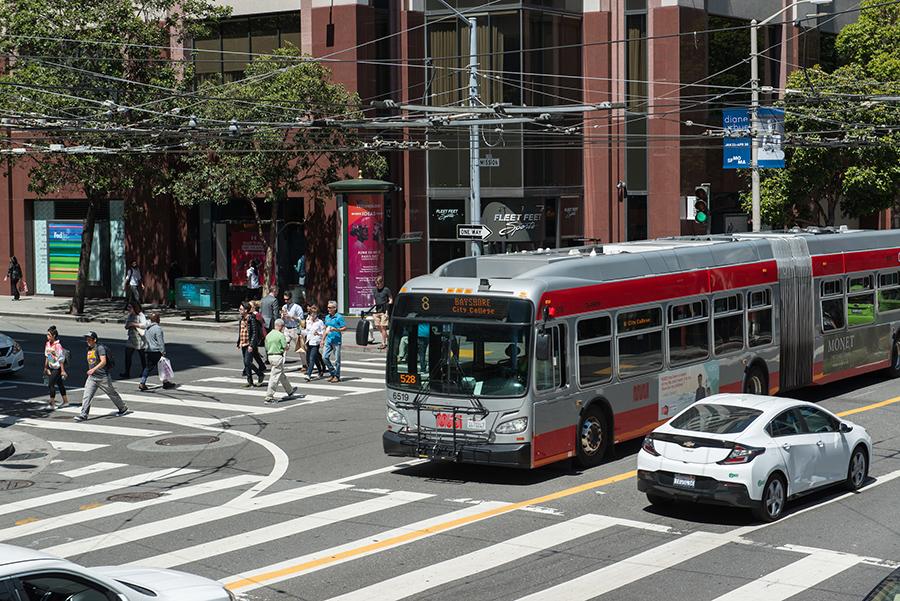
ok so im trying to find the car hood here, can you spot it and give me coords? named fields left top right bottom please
left=0, top=333, right=14, bottom=347
left=93, top=566, right=228, bottom=601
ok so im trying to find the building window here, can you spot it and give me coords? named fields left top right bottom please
left=625, top=14, right=647, bottom=113
left=626, top=194, right=647, bottom=241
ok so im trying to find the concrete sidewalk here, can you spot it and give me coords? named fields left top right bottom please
left=0, top=294, right=387, bottom=350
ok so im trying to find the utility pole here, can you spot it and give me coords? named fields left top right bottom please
left=467, top=16, right=481, bottom=256
left=750, top=18, right=761, bottom=233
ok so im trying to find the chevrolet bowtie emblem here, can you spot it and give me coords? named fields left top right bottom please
left=682, top=440, right=696, bottom=448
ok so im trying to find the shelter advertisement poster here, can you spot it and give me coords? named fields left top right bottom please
left=229, top=229, right=267, bottom=287
left=347, top=194, right=384, bottom=310
left=658, top=362, right=720, bottom=420
left=47, top=221, right=83, bottom=282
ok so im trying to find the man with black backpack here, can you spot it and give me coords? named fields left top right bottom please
left=75, top=332, right=130, bottom=422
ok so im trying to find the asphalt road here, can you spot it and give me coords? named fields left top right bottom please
left=1, top=314, right=898, bottom=601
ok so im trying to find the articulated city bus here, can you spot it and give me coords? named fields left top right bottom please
left=383, top=229, right=900, bottom=469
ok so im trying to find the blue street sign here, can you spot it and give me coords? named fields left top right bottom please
left=722, top=108, right=785, bottom=169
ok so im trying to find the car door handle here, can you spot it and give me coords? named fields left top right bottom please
left=817, top=440, right=825, bottom=448
left=782, top=443, right=791, bottom=450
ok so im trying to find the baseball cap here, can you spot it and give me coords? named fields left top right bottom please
left=85, top=331, right=99, bottom=340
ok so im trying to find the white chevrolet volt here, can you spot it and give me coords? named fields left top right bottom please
left=637, top=394, right=872, bottom=522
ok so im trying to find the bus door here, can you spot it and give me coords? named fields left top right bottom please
left=532, top=324, right=573, bottom=466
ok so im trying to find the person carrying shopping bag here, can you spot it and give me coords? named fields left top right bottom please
left=140, top=313, right=174, bottom=390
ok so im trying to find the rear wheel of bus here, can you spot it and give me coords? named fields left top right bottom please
left=575, top=404, right=610, bottom=468
left=887, top=336, right=900, bottom=378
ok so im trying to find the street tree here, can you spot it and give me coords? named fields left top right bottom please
left=0, top=0, right=227, bottom=314
left=742, top=0, right=900, bottom=228
left=163, top=45, right=386, bottom=295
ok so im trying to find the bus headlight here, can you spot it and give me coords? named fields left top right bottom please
left=495, top=417, right=528, bottom=434
left=387, top=408, right=407, bottom=426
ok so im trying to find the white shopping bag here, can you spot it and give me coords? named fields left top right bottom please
left=158, top=357, right=175, bottom=383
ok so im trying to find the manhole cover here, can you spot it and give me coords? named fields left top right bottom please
left=107, top=491, right=163, bottom=502
left=8, top=452, right=46, bottom=461
left=0, top=480, right=34, bottom=490
left=155, top=435, right=220, bottom=446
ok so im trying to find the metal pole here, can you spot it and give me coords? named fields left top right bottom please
left=750, top=19, right=761, bottom=233
left=468, top=17, right=481, bottom=256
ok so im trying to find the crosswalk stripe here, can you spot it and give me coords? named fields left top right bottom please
left=134, top=490, right=434, bottom=569
left=59, top=462, right=127, bottom=479
left=41, top=481, right=355, bottom=558
left=323, top=514, right=651, bottom=601
left=176, top=382, right=339, bottom=401
left=196, top=377, right=380, bottom=396
left=114, top=393, right=282, bottom=415
left=48, top=441, right=108, bottom=452
left=514, top=530, right=731, bottom=601
left=0, top=475, right=262, bottom=542
left=0, top=468, right=198, bottom=519
left=222, top=501, right=511, bottom=593
left=0, top=415, right=169, bottom=438
left=340, top=361, right=385, bottom=368
left=710, top=550, right=863, bottom=601
left=56, top=406, right=220, bottom=428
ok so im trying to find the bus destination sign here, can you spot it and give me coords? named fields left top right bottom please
left=395, top=294, right=532, bottom=322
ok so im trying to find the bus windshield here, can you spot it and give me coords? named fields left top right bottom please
left=388, top=320, right=531, bottom=397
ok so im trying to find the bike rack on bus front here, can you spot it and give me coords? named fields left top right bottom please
left=394, top=393, right=490, bottom=461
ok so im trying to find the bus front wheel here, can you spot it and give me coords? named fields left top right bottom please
left=575, top=405, right=610, bottom=468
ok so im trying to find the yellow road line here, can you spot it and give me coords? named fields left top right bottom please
left=227, top=469, right=637, bottom=591
left=837, top=395, right=900, bottom=417
left=227, top=391, right=900, bottom=592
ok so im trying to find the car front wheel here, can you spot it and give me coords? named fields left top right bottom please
left=752, top=474, right=787, bottom=522
left=845, top=446, right=868, bottom=491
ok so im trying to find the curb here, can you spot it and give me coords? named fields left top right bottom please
left=0, top=440, right=14, bottom=462
left=0, top=309, right=237, bottom=331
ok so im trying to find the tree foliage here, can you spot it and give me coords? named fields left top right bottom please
left=163, top=45, right=386, bottom=294
left=741, top=0, right=900, bottom=228
left=0, top=0, right=227, bottom=312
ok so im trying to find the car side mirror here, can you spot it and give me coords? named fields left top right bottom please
left=839, top=422, right=853, bottom=433
left=535, top=330, right=551, bottom=362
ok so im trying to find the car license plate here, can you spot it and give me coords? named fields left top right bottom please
left=434, top=412, right=463, bottom=430
left=672, top=474, right=695, bottom=489
left=466, top=418, right=486, bottom=431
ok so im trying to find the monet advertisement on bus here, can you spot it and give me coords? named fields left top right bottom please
left=658, top=362, right=720, bottom=420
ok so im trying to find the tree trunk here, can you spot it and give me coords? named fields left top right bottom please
left=70, top=196, right=98, bottom=315
left=247, top=198, right=273, bottom=295
left=265, top=196, right=279, bottom=296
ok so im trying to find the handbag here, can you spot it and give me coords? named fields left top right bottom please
left=158, top=357, right=175, bottom=383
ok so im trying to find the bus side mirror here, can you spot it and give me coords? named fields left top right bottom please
left=535, top=330, right=551, bottom=361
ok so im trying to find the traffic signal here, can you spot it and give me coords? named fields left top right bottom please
left=694, top=184, right=711, bottom=225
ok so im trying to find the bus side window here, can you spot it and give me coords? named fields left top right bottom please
left=577, top=315, right=612, bottom=386
left=747, top=289, right=773, bottom=347
left=536, top=326, right=566, bottom=391
left=878, top=271, right=900, bottom=314
left=847, top=274, right=875, bottom=327
left=713, top=294, right=744, bottom=355
left=820, top=278, right=845, bottom=332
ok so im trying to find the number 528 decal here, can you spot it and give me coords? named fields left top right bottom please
left=399, top=374, right=418, bottom=385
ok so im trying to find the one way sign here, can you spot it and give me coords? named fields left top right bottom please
left=457, top=224, right=492, bottom=240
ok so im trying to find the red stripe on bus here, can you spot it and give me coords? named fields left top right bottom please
left=614, top=404, right=661, bottom=442
left=812, top=248, right=900, bottom=277
left=532, top=425, right=576, bottom=466
left=709, top=261, right=778, bottom=291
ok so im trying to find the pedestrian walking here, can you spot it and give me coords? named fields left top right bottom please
left=43, top=325, right=69, bottom=410
left=323, top=300, right=346, bottom=382
left=140, top=313, right=173, bottom=391
left=238, top=301, right=265, bottom=387
left=76, top=331, right=130, bottom=421
left=120, top=302, right=147, bottom=379
left=4, top=256, right=25, bottom=301
left=303, top=305, right=326, bottom=381
left=251, top=300, right=269, bottom=364
left=246, top=260, right=261, bottom=300
left=263, top=319, right=300, bottom=404
left=260, top=288, right=278, bottom=331
left=123, top=260, right=143, bottom=308
left=280, top=290, right=304, bottom=353
left=372, top=276, right=393, bottom=350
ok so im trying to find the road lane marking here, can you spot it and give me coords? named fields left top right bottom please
left=0, top=475, right=263, bottom=542
left=59, top=462, right=127, bottom=479
left=325, top=514, right=670, bottom=601
left=0, top=468, right=198, bottom=519
left=48, top=441, right=108, bottom=452
left=222, top=501, right=512, bottom=593
left=114, top=393, right=284, bottom=415
left=0, top=415, right=169, bottom=438
left=710, top=549, right=862, bottom=601
left=224, top=469, right=636, bottom=592
left=134, top=490, right=434, bottom=569
left=514, top=530, right=729, bottom=601
left=196, top=377, right=380, bottom=396
left=837, top=395, right=900, bottom=417
left=177, top=382, right=349, bottom=400
left=55, top=406, right=220, bottom=428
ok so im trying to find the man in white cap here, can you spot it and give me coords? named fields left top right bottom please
left=75, top=331, right=130, bottom=422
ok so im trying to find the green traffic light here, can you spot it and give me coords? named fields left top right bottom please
left=696, top=212, right=708, bottom=223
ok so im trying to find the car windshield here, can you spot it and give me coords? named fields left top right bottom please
left=863, top=572, right=900, bottom=601
left=387, top=319, right=530, bottom=397
left=670, top=404, right=762, bottom=434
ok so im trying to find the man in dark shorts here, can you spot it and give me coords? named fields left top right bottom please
left=372, top=276, right=393, bottom=350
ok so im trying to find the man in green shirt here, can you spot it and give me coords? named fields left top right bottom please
left=264, top=319, right=300, bottom=404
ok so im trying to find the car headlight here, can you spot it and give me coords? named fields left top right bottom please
left=387, top=408, right=407, bottom=425
left=495, top=417, right=528, bottom=434
left=12, top=343, right=20, bottom=353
